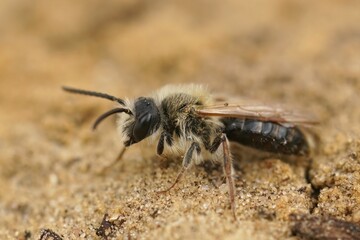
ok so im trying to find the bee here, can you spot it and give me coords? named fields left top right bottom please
left=63, top=84, right=317, bottom=219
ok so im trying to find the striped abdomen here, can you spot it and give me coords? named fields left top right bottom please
left=221, top=118, right=309, bottom=155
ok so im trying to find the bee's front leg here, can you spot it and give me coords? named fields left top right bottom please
left=157, top=142, right=201, bottom=193
left=98, top=147, right=127, bottom=175
left=157, top=131, right=173, bottom=155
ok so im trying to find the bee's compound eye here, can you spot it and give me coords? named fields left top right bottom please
left=131, top=97, right=161, bottom=143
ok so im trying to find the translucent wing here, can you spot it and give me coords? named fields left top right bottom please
left=196, top=103, right=319, bottom=126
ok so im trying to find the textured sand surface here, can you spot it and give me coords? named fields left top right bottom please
left=1, top=1, right=360, bottom=239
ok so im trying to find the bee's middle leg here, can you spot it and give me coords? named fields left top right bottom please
left=157, top=142, right=201, bottom=193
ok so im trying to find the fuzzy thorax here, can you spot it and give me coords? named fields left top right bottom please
left=115, top=84, right=225, bottom=164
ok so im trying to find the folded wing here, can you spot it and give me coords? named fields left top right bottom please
left=196, top=103, right=318, bottom=126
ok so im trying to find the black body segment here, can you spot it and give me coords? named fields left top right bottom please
left=221, top=118, right=309, bottom=155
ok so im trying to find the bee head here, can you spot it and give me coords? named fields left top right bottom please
left=122, top=97, right=161, bottom=146
left=62, top=86, right=161, bottom=147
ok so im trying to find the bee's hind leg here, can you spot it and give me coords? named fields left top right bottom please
left=157, top=142, right=200, bottom=193
left=221, top=134, right=237, bottom=220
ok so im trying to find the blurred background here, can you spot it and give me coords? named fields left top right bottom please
left=1, top=0, right=359, bottom=130
left=1, top=0, right=360, bottom=239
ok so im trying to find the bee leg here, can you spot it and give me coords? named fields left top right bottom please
left=209, top=135, right=223, bottom=153
left=98, top=147, right=127, bottom=175
left=157, top=131, right=174, bottom=155
left=157, top=133, right=166, bottom=155
left=157, top=142, right=200, bottom=193
left=114, top=147, right=127, bottom=163
left=221, top=134, right=237, bottom=220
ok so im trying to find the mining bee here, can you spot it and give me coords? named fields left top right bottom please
left=63, top=84, right=317, bottom=219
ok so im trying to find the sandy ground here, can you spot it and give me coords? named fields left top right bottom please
left=1, top=0, right=360, bottom=239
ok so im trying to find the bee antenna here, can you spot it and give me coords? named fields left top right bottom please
left=93, top=108, right=132, bottom=130
left=62, top=86, right=126, bottom=105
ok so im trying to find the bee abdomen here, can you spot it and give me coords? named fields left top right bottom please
left=221, top=118, right=309, bottom=155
